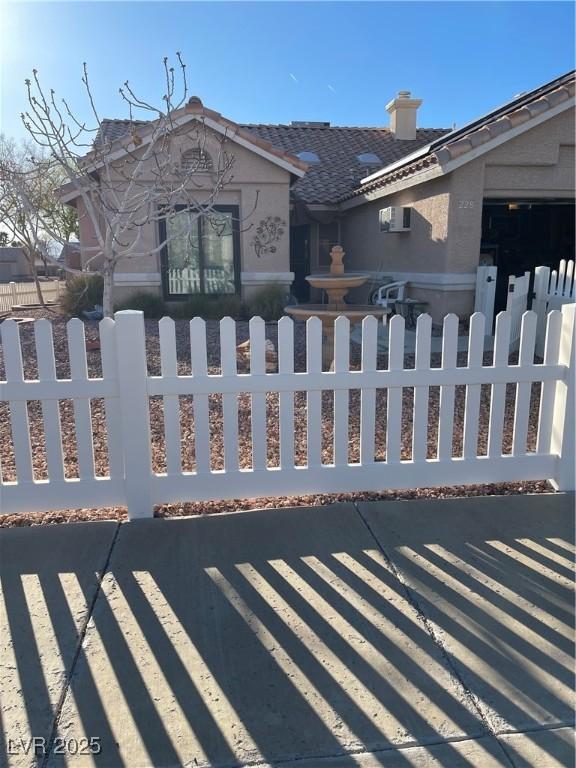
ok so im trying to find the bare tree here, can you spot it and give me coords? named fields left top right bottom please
left=10, top=53, right=239, bottom=317
left=0, top=137, right=71, bottom=306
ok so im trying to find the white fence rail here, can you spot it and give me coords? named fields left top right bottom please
left=0, top=280, right=63, bottom=312
left=0, top=307, right=574, bottom=519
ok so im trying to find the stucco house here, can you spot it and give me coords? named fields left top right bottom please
left=0, top=246, right=61, bottom=282
left=65, top=70, right=575, bottom=321
left=0, top=247, right=28, bottom=282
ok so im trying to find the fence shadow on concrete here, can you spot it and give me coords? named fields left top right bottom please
left=358, top=493, right=575, bottom=767
left=1, top=497, right=573, bottom=767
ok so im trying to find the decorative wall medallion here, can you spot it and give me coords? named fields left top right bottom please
left=251, top=216, right=286, bottom=258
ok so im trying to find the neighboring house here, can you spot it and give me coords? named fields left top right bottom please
left=0, top=246, right=62, bottom=282
left=64, top=70, right=575, bottom=320
left=0, top=247, right=36, bottom=282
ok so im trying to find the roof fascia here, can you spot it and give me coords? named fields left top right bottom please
left=340, top=165, right=444, bottom=210
left=359, top=142, right=435, bottom=184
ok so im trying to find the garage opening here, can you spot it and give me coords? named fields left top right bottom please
left=480, top=199, right=575, bottom=313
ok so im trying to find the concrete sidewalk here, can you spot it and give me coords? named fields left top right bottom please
left=1, top=494, right=574, bottom=768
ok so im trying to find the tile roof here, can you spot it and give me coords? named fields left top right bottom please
left=239, top=125, right=447, bottom=204
left=94, top=117, right=447, bottom=205
left=95, top=119, right=148, bottom=146
left=93, top=102, right=308, bottom=175
left=344, top=69, right=575, bottom=201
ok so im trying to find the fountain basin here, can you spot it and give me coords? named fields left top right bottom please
left=285, top=303, right=390, bottom=369
left=305, top=273, right=368, bottom=290
left=285, top=304, right=389, bottom=322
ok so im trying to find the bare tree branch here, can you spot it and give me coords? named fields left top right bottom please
left=1, top=55, right=253, bottom=317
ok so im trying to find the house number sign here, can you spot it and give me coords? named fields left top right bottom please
left=458, top=200, right=475, bottom=208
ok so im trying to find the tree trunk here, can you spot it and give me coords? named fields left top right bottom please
left=31, top=263, right=46, bottom=308
left=102, top=268, right=114, bottom=318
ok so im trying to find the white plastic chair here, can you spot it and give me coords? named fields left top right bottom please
left=370, top=281, right=408, bottom=312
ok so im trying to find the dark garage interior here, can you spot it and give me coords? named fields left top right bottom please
left=480, top=199, right=575, bottom=312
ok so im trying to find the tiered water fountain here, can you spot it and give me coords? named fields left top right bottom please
left=285, top=245, right=389, bottom=368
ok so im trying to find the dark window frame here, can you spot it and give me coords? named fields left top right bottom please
left=159, top=204, right=241, bottom=300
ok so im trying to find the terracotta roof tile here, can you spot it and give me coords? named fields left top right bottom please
left=240, top=124, right=447, bottom=204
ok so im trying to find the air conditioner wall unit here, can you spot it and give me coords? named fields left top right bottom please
left=379, top=206, right=411, bottom=232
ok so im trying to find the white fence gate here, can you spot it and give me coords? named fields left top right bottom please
left=506, top=271, right=531, bottom=351
left=533, top=259, right=576, bottom=356
left=474, top=266, right=497, bottom=333
left=0, top=280, right=63, bottom=313
left=0, top=307, right=574, bottom=519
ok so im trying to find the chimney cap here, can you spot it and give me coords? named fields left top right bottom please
left=386, top=91, right=422, bottom=140
left=386, top=92, right=422, bottom=113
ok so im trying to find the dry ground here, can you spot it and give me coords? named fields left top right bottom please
left=0, top=308, right=550, bottom=527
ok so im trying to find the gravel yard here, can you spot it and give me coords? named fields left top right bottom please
left=0, top=308, right=551, bottom=527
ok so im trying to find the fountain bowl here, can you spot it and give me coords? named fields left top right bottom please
left=305, top=273, right=368, bottom=291
left=285, top=304, right=389, bottom=323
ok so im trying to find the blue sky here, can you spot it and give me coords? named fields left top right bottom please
left=1, top=1, right=574, bottom=141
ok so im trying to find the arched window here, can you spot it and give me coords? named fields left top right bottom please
left=181, top=148, right=213, bottom=172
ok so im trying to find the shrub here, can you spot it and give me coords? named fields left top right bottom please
left=61, top=274, right=104, bottom=317
left=115, top=291, right=166, bottom=318
left=168, top=294, right=245, bottom=321
left=246, top=283, right=288, bottom=321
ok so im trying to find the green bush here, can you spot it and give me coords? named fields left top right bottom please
left=168, top=294, right=245, bottom=321
left=246, top=283, right=288, bottom=321
left=61, top=274, right=104, bottom=317
left=115, top=291, right=166, bottom=318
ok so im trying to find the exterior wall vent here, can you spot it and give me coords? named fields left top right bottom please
left=181, top=148, right=213, bottom=172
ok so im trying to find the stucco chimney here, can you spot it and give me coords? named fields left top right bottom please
left=386, top=91, right=422, bottom=140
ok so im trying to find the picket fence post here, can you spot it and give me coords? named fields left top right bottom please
left=550, top=303, right=575, bottom=491
left=533, top=266, right=550, bottom=358
left=114, top=310, right=154, bottom=519
left=9, top=281, right=17, bottom=306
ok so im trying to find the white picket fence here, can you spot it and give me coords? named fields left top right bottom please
left=0, top=306, right=574, bottom=519
left=168, top=267, right=233, bottom=295
left=0, top=280, right=63, bottom=312
left=533, top=259, right=576, bottom=356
